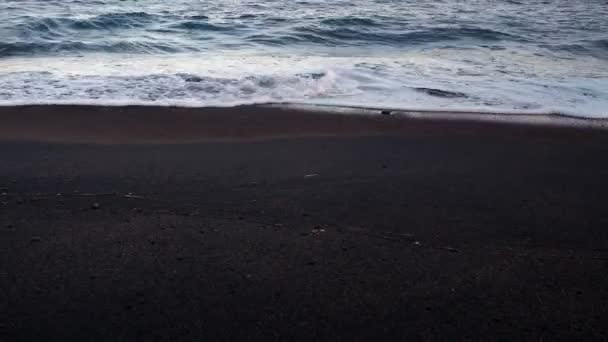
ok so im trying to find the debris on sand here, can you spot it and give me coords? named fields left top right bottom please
left=311, top=226, right=326, bottom=235
left=124, top=193, right=145, bottom=199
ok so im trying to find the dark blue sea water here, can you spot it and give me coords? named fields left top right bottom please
left=1, top=0, right=607, bottom=117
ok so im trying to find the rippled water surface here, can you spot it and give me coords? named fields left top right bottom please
left=1, top=0, right=607, bottom=116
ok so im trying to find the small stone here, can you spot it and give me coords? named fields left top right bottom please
left=381, top=110, right=392, bottom=115
left=91, top=203, right=100, bottom=210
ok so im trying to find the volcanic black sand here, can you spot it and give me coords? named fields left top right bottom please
left=1, top=105, right=608, bottom=341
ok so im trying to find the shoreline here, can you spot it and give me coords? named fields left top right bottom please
left=0, top=104, right=606, bottom=145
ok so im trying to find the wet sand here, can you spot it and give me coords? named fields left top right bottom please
left=1, top=105, right=608, bottom=341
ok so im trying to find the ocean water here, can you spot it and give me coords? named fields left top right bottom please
left=1, top=0, right=607, bottom=117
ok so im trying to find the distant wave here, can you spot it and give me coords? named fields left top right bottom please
left=541, top=39, right=608, bottom=59
left=67, top=12, right=158, bottom=30
left=320, top=17, right=382, bottom=27
left=169, top=21, right=235, bottom=31
left=1, top=12, right=235, bottom=38
left=247, top=26, right=521, bottom=46
left=0, top=41, right=187, bottom=57
left=7, top=12, right=161, bottom=34
left=2, top=18, right=524, bottom=56
left=2, top=7, right=607, bottom=56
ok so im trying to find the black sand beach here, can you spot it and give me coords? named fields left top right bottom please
left=1, top=105, right=608, bottom=341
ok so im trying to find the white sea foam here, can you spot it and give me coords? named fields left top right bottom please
left=1, top=50, right=607, bottom=118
